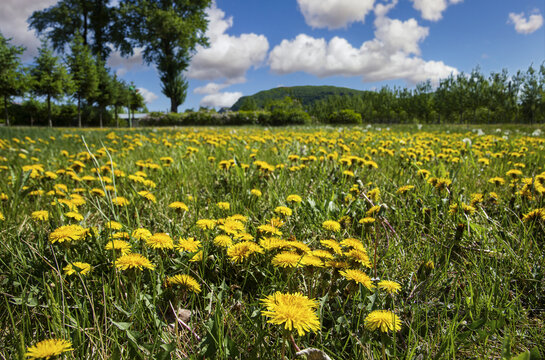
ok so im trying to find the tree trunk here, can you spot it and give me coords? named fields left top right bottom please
left=78, top=96, right=82, bottom=127
left=115, top=105, right=119, bottom=128
left=99, top=107, right=103, bottom=128
left=4, top=95, right=9, bottom=127
left=170, top=98, right=178, bottom=113
left=47, top=95, right=52, bottom=127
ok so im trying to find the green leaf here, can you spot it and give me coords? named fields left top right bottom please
left=111, top=320, right=132, bottom=331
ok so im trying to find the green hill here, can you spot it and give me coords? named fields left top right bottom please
left=230, top=85, right=370, bottom=111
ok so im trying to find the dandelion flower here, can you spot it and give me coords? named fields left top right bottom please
left=378, top=280, right=401, bottom=294
left=146, top=233, right=174, bottom=249
left=213, top=235, right=233, bottom=248
left=105, top=240, right=132, bottom=255
left=322, top=220, right=341, bottom=232
left=217, top=202, right=230, bottom=210
left=132, top=228, right=152, bottom=241
left=165, top=274, right=201, bottom=293
left=177, top=237, right=201, bottom=252
left=105, top=221, right=123, bottom=230
left=320, top=239, right=342, bottom=255
left=63, top=262, right=92, bottom=276
left=339, top=269, right=375, bottom=290
left=364, top=310, right=401, bottom=333
left=65, top=211, right=83, bottom=221
left=189, top=250, right=203, bottom=262
left=286, top=194, right=302, bottom=204
left=25, top=338, right=73, bottom=359
left=396, top=185, right=414, bottom=194
left=261, top=292, right=320, bottom=336
left=227, top=241, right=263, bottom=262
left=169, top=201, right=189, bottom=212
left=138, top=191, right=156, bottom=203
left=115, top=253, right=155, bottom=271
left=274, top=206, right=293, bottom=217
left=196, top=219, right=216, bottom=230
left=257, top=224, right=282, bottom=236
left=32, top=210, right=49, bottom=221
left=49, top=225, right=87, bottom=244
left=251, top=189, right=262, bottom=197
left=112, top=196, right=130, bottom=206
left=271, top=251, right=303, bottom=268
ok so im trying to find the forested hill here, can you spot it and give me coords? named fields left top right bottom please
left=230, top=86, right=370, bottom=111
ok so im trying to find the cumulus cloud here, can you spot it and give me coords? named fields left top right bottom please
left=137, top=87, right=158, bottom=104
left=107, top=47, right=146, bottom=76
left=187, top=2, right=269, bottom=83
left=199, top=92, right=243, bottom=108
left=297, top=0, right=375, bottom=29
left=410, top=0, right=462, bottom=22
left=268, top=12, right=457, bottom=85
left=508, top=11, right=544, bottom=34
left=0, top=0, right=57, bottom=59
left=194, top=82, right=230, bottom=95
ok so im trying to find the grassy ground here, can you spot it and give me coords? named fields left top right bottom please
left=0, top=124, right=544, bottom=359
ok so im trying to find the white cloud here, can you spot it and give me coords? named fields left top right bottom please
left=0, top=0, right=57, bottom=59
left=199, top=91, right=243, bottom=108
left=137, top=87, right=158, bottom=104
left=187, top=2, right=269, bottom=83
left=297, top=0, right=375, bottom=29
left=508, top=11, right=544, bottom=34
left=107, top=47, right=146, bottom=76
left=194, top=82, right=229, bottom=95
left=410, top=0, right=462, bottom=22
left=268, top=13, right=457, bottom=85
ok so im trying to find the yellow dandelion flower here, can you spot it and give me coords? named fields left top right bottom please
left=339, top=269, right=375, bottom=290
left=219, top=219, right=245, bottom=235
left=63, top=262, right=92, bottom=276
left=25, top=339, right=73, bottom=359
left=322, top=220, right=341, bottom=232
left=169, top=201, right=189, bottom=212
left=105, top=240, right=132, bottom=255
left=31, top=210, right=49, bottom=221
left=189, top=250, right=203, bottom=262
left=65, top=211, right=83, bottom=221
left=177, top=237, right=201, bottom=252
left=196, top=219, right=216, bottom=230
left=311, top=249, right=334, bottom=260
left=217, top=202, right=230, bottom=210
left=346, top=249, right=372, bottom=267
left=271, top=251, right=303, bottom=268
left=366, top=205, right=381, bottom=217
left=146, top=233, right=174, bottom=249
left=214, top=235, right=233, bottom=248
left=340, top=238, right=365, bottom=251
left=112, top=196, right=130, bottom=206
left=165, top=274, right=201, bottom=293
left=522, top=208, right=545, bottom=222
left=320, top=239, right=343, bottom=255
left=115, top=253, right=155, bottom=271
left=49, top=225, right=87, bottom=244
left=364, top=310, right=401, bottom=333
left=226, top=241, right=263, bottom=262
left=286, top=194, right=302, bottom=204
left=261, top=292, right=320, bottom=336
left=257, top=224, right=282, bottom=236
left=132, top=228, right=152, bottom=241
left=378, top=280, right=401, bottom=294
left=251, top=189, right=262, bottom=197
left=105, top=221, right=123, bottom=230
left=396, top=185, right=415, bottom=194
left=274, top=206, right=293, bottom=217
left=138, top=191, right=156, bottom=203
left=259, top=237, right=289, bottom=251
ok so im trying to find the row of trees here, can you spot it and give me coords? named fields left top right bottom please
left=299, top=66, right=545, bottom=124
left=1, top=32, right=144, bottom=127
left=28, top=0, right=210, bottom=113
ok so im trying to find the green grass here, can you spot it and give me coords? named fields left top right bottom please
left=0, top=124, right=544, bottom=359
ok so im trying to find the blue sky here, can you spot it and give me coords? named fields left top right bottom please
left=1, top=0, right=544, bottom=111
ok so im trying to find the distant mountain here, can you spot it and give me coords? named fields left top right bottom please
left=230, top=85, right=370, bottom=111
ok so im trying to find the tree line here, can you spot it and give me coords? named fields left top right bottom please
left=236, top=66, right=545, bottom=124
left=0, top=0, right=211, bottom=127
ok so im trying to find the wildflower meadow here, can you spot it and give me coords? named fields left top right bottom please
left=0, top=125, right=544, bottom=359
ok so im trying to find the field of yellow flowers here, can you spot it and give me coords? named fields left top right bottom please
left=0, top=125, right=544, bottom=359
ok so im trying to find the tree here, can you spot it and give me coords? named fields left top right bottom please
left=111, top=75, right=129, bottom=127
left=93, top=58, right=115, bottom=127
left=119, top=0, right=211, bottom=112
left=67, top=35, right=98, bottom=127
left=30, top=40, right=73, bottom=127
left=0, top=33, right=27, bottom=126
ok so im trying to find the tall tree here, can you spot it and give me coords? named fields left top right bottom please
left=30, top=40, right=73, bottom=127
left=93, top=58, right=115, bottom=127
left=0, top=33, right=27, bottom=126
left=111, top=75, right=129, bottom=127
left=28, top=0, right=126, bottom=60
left=67, top=35, right=98, bottom=127
left=119, top=0, right=211, bottom=113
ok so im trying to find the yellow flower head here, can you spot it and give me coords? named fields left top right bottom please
left=250, top=189, right=262, bottom=197
left=115, top=253, right=155, bottom=271
left=286, top=194, right=302, bottom=204
left=261, top=292, right=320, bottom=336
left=31, top=210, right=49, bottom=221
left=105, top=240, right=132, bottom=255
left=165, top=274, right=201, bottom=293
left=25, top=339, right=73, bottom=360
left=322, top=220, right=341, bottom=232
left=274, top=206, right=293, bottom=217
left=146, top=233, right=174, bottom=249
left=226, top=241, right=263, bottom=262
left=132, top=228, right=152, bottom=241
left=63, top=262, right=92, bottom=276
left=49, top=225, right=87, bottom=244
left=217, top=202, right=230, bottom=210
left=177, top=237, right=201, bottom=252
left=169, top=201, right=189, bottom=212
left=364, top=310, right=401, bottom=333
left=378, top=280, right=401, bottom=294
left=339, top=269, right=375, bottom=290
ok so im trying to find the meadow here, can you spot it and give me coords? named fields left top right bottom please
left=0, top=124, right=544, bottom=359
